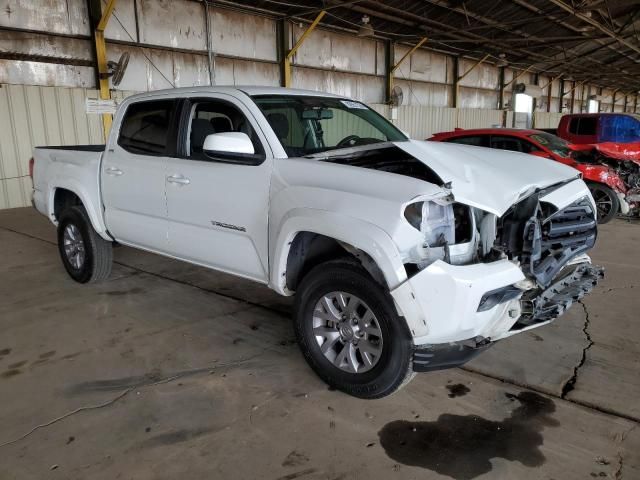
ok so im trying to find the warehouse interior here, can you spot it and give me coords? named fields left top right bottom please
left=1, top=1, right=640, bottom=479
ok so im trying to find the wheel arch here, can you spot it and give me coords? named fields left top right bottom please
left=50, top=183, right=109, bottom=239
left=269, top=209, right=407, bottom=296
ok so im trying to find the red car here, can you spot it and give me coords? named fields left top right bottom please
left=428, top=128, right=627, bottom=223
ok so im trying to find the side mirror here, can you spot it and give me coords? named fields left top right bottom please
left=530, top=150, right=552, bottom=159
left=203, top=132, right=255, bottom=155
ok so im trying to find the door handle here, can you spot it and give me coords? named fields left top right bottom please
left=105, top=167, right=123, bottom=176
left=167, top=175, right=191, bottom=186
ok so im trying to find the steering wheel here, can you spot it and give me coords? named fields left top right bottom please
left=336, top=135, right=361, bottom=148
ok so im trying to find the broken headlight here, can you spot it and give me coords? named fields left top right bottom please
left=404, top=201, right=472, bottom=246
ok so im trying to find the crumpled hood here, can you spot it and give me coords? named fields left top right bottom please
left=396, top=140, right=580, bottom=216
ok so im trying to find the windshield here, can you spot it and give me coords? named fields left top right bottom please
left=529, top=132, right=571, bottom=157
left=252, top=95, right=407, bottom=157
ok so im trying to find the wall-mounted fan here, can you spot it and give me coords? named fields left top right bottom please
left=106, top=52, right=130, bottom=87
left=390, top=85, right=404, bottom=107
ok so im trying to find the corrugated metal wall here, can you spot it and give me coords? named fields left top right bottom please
left=370, top=105, right=505, bottom=139
left=0, top=84, right=102, bottom=209
left=534, top=112, right=564, bottom=129
left=0, top=84, right=140, bottom=209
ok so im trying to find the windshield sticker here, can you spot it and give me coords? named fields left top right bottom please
left=340, top=100, right=368, bottom=110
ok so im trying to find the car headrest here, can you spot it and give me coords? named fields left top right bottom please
left=190, top=118, right=216, bottom=151
left=211, top=117, right=233, bottom=133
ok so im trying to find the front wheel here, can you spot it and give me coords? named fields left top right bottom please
left=588, top=183, right=620, bottom=224
left=57, top=206, right=113, bottom=283
left=293, top=260, right=414, bottom=399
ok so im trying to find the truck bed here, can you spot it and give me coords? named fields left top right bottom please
left=32, top=146, right=106, bottom=235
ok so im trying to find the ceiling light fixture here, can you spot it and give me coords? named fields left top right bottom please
left=357, top=15, right=374, bottom=37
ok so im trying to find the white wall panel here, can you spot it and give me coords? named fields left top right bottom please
left=293, top=67, right=384, bottom=104
left=396, top=106, right=457, bottom=139
left=370, top=104, right=501, bottom=139
left=215, top=57, right=280, bottom=86
left=393, top=79, right=451, bottom=107
left=0, top=0, right=89, bottom=36
left=458, top=87, right=498, bottom=109
left=0, top=31, right=92, bottom=62
left=0, top=84, right=104, bottom=209
left=456, top=108, right=503, bottom=129
left=107, top=44, right=211, bottom=91
left=458, top=59, right=499, bottom=89
left=0, top=60, right=95, bottom=88
left=533, top=112, right=563, bottom=129
left=393, top=46, right=451, bottom=84
left=105, top=0, right=138, bottom=42
left=211, top=9, right=278, bottom=62
left=137, top=0, right=206, bottom=51
left=292, top=26, right=380, bottom=75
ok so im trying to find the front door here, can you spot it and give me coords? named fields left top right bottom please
left=102, top=98, right=177, bottom=253
left=164, top=94, right=272, bottom=283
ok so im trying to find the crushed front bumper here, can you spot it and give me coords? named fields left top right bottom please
left=409, top=262, right=604, bottom=372
left=514, top=262, right=604, bottom=330
left=392, top=257, right=604, bottom=355
left=391, top=258, right=526, bottom=345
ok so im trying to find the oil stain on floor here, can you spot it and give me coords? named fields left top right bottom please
left=378, top=391, right=558, bottom=480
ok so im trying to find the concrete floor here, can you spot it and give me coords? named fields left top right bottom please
left=0, top=207, right=639, bottom=480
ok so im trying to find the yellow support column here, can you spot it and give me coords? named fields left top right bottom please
left=284, top=11, right=326, bottom=88
left=95, top=0, right=117, bottom=138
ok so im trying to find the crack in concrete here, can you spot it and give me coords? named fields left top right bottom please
left=561, top=301, right=594, bottom=399
left=614, top=424, right=637, bottom=480
left=0, top=354, right=262, bottom=449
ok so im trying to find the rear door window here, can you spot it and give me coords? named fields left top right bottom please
left=490, top=135, right=524, bottom=152
left=445, top=135, right=489, bottom=147
left=569, top=117, right=597, bottom=136
left=118, top=100, right=175, bottom=155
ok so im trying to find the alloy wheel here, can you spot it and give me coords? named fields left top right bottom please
left=312, top=291, right=383, bottom=373
left=63, top=224, right=86, bottom=270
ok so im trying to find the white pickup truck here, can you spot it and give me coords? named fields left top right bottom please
left=32, top=86, right=603, bottom=398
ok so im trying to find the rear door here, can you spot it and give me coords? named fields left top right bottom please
left=164, top=94, right=273, bottom=282
left=102, top=98, right=177, bottom=253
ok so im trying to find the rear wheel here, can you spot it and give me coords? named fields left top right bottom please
left=293, top=260, right=414, bottom=399
left=57, top=206, right=113, bottom=283
left=588, top=183, right=619, bottom=224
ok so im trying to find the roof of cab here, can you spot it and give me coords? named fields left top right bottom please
left=124, top=86, right=346, bottom=102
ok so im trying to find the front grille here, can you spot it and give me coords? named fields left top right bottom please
left=497, top=192, right=597, bottom=287
left=523, top=199, right=597, bottom=287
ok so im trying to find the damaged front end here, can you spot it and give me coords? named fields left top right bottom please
left=391, top=179, right=603, bottom=372
left=572, top=144, right=640, bottom=216
left=492, top=186, right=604, bottom=329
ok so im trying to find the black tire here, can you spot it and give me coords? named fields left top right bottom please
left=293, top=259, right=414, bottom=399
left=57, top=206, right=113, bottom=283
left=588, top=183, right=619, bottom=224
